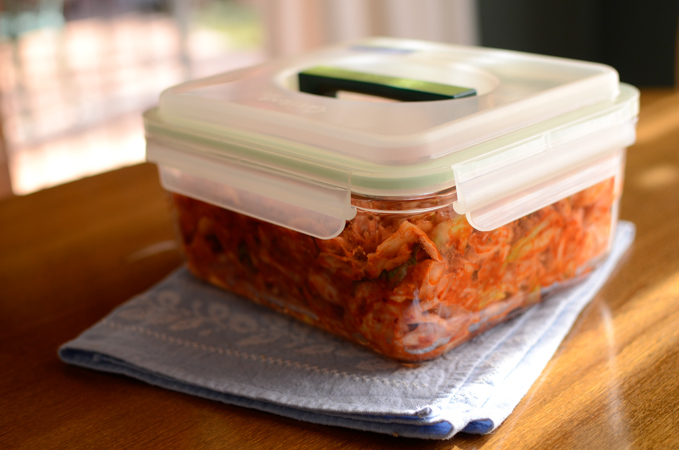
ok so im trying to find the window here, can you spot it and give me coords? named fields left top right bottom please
left=0, top=0, right=264, bottom=195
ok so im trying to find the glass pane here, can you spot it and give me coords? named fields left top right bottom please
left=0, top=0, right=264, bottom=194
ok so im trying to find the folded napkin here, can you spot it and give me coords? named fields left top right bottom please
left=59, top=221, right=635, bottom=440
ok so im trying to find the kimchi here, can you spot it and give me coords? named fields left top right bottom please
left=172, top=178, right=616, bottom=362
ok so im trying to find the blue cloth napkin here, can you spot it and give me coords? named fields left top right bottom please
left=59, top=221, right=635, bottom=439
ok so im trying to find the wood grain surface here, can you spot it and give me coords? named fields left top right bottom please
left=1, top=88, right=678, bottom=449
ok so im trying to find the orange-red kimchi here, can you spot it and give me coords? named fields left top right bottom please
left=173, top=178, right=617, bottom=362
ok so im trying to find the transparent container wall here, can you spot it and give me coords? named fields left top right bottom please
left=168, top=169, right=621, bottom=362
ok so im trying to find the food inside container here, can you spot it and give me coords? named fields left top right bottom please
left=144, top=38, right=639, bottom=362
left=172, top=178, right=616, bottom=361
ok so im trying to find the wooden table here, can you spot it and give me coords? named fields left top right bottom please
left=2, top=88, right=678, bottom=449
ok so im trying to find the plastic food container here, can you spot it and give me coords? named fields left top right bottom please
left=144, top=38, right=638, bottom=362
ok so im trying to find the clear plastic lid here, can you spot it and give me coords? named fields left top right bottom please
left=144, top=37, right=639, bottom=238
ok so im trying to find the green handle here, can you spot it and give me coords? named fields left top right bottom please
left=298, top=66, right=476, bottom=102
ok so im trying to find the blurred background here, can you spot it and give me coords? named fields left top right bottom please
left=0, top=0, right=677, bottom=197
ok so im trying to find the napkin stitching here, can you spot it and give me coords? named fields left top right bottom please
left=103, top=320, right=431, bottom=389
